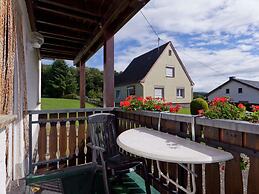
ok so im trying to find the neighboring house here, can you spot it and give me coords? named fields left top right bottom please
left=207, top=77, right=259, bottom=104
left=115, top=41, right=194, bottom=106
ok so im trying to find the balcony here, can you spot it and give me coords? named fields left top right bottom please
left=27, top=107, right=259, bottom=194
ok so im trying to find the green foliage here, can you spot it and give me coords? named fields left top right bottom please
left=190, top=98, right=208, bottom=115
left=44, top=60, right=78, bottom=98
left=204, top=97, right=245, bottom=120
left=85, top=67, right=103, bottom=98
left=62, top=93, right=79, bottom=99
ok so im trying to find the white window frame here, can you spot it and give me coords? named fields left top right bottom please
left=176, top=88, right=185, bottom=98
left=166, top=66, right=175, bottom=78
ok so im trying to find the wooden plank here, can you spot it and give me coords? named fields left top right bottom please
left=204, top=127, right=220, bottom=194
left=205, top=163, right=220, bottom=194
left=79, top=61, right=85, bottom=108
left=244, top=133, right=259, bottom=194
left=103, top=36, right=114, bottom=107
left=225, top=152, right=243, bottom=194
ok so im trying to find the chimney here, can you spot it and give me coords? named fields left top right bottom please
left=229, top=76, right=236, bottom=80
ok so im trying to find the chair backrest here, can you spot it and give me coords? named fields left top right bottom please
left=88, top=113, right=119, bottom=159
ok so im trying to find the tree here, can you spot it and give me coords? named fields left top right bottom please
left=45, top=60, right=78, bottom=98
left=41, top=64, right=51, bottom=97
left=85, top=67, right=103, bottom=98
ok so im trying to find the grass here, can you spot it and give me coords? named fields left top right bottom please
left=178, top=107, right=191, bottom=114
left=41, top=98, right=96, bottom=110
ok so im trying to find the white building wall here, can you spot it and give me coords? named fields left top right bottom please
left=6, top=0, right=41, bottom=181
left=208, top=80, right=259, bottom=104
left=114, top=83, right=143, bottom=104
left=0, top=129, right=7, bottom=194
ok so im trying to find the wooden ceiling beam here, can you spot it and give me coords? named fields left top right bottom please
left=74, top=0, right=130, bottom=64
left=43, top=37, right=83, bottom=48
left=41, top=48, right=76, bottom=56
left=35, top=5, right=99, bottom=24
left=42, top=43, right=80, bottom=51
left=25, top=0, right=37, bottom=31
left=41, top=53, right=74, bottom=60
left=36, top=0, right=101, bottom=18
left=37, top=20, right=92, bottom=34
left=40, top=32, right=85, bottom=44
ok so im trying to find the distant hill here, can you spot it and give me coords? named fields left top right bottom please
left=193, top=92, right=208, bottom=99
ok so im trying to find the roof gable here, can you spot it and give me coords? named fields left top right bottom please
left=115, top=42, right=168, bottom=86
left=115, top=41, right=194, bottom=86
left=207, top=78, right=259, bottom=96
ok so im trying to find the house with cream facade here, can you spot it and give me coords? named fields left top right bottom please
left=115, top=41, right=194, bottom=106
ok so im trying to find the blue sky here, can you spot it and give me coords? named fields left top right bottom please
left=43, top=0, right=259, bottom=92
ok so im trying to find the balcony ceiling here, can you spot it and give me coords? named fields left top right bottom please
left=25, top=0, right=149, bottom=64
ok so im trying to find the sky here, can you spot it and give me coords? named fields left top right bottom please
left=43, top=0, right=259, bottom=92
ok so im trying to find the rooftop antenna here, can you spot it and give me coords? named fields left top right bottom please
left=140, top=10, right=161, bottom=52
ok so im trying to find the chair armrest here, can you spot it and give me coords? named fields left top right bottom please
left=87, top=143, right=105, bottom=152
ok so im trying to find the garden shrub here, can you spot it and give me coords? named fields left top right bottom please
left=63, top=93, right=79, bottom=99
left=190, top=98, right=208, bottom=115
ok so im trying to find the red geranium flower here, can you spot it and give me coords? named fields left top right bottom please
left=137, top=97, right=144, bottom=102
left=126, top=96, right=134, bottom=101
left=251, top=105, right=259, bottom=112
left=146, top=96, right=152, bottom=101
left=154, top=105, right=161, bottom=111
left=238, top=103, right=246, bottom=110
left=198, top=109, right=204, bottom=116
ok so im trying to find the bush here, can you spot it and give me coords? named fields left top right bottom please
left=204, top=97, right=245, bottom=120
left=62, top=93, right=79, bottom=99
left=190, top=98, right=208, bottom=115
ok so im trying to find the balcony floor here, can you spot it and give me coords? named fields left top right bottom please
left=23, top=172, right=159, bottom=194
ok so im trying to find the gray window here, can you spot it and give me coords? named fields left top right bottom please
left=226, top=89, right=230, bottom=94
left=166, top=67, right=175, bottom=77
left=169, top=50, right=172, bottom=56
left=116, top=90, right=120, bottom=99
left=238, top=88, right=243, bottom=94
left=154, top=88, right=164, bottom=98
left=127, top=86, right=135, bottom=96
left=176, top=88, right=185, bottom=98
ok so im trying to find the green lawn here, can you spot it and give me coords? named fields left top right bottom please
left=178, top=107, right=191, bottom=115
left=41, top=98, right=96, bottom=110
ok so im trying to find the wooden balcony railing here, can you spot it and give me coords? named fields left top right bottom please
left=28, top=108, right=259, bottom=194
left=28, top=108, right=113, bottom=174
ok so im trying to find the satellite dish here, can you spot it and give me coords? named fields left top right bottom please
left=31, top=32, right=44, bottom=48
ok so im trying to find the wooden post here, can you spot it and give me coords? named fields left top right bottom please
left=103, top=36, right=114, bottom=107
left=79, top=61, right=85, bottom=108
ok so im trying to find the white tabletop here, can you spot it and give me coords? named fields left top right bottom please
left=117, top=127, right=233, bottom=164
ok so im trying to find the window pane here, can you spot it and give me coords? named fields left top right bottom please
left=127, top=86, right=135, bottom=96
left=166, top=67, right=174, bottom=77
left=154, top=88, right=163, bottom=98
left=238, top=88, right=242, bottom=93
left=116, top=90, right=120, bottom=98
left=226, top=89, right=230, bottom=94
left=176, top=88, right=185, bottom=98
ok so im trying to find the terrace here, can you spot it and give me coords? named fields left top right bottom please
left=27, top=107, right=259, bottom=194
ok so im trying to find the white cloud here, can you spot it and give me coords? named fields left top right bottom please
left=114, top=0, right=259, bottom=92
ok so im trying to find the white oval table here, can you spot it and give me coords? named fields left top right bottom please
left=117, top=127, right=233, bottom=194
